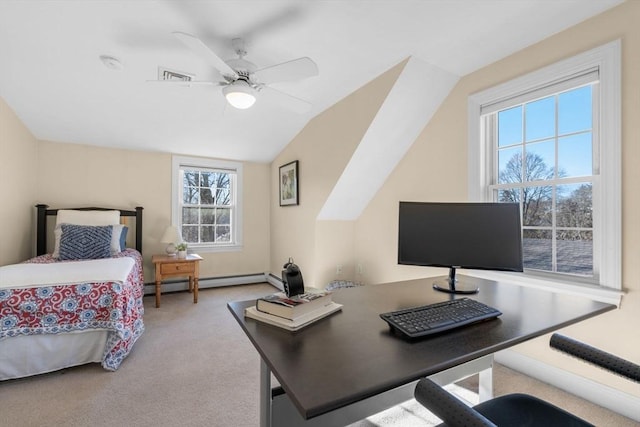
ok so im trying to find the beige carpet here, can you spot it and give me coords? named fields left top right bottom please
left=1, top=283, right=636, bottom=427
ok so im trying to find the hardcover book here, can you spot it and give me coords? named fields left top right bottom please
left=256, top=289, right=332, bottom=320
left=245, top=302, right=343, bottom=332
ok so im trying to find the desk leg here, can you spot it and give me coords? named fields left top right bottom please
left=260, top=359, right=272, bottom=427
left=478, top=365, right=493, bottom=402
left=429, top=354, right=494, bottom=403
left=155, top=280, right=161, bottom=308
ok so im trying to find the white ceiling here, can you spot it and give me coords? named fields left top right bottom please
left=0, top=0, right=623, bottom=163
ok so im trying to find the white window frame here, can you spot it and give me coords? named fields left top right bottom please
left=172, top=155, right=243, bottom=253
left=467, top=40, right=621, bottom=304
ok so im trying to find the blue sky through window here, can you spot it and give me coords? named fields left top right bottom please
left=498, top=85, right=592, bottom=180
left=559, top=86, right=592, bottom=134
left=526, top=96, right=555, bottom=141
left=498, top=106, right=522, bottom=147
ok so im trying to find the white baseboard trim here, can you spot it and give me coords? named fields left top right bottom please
left=143, top=273, right=275, bottom=295
left=496, top=349, right=640, bottom=422
left=266, top=273, right=284, bottom=291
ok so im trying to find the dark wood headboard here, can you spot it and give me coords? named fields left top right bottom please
left=35, top=204, right=144, bottom=256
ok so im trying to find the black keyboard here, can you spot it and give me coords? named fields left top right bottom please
left=380, top=298, right=502, bottom=339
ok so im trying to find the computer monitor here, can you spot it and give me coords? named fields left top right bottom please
left=398, top=201, right=523, bottom=294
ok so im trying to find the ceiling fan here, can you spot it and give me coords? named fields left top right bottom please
left=158, top=32, right=318, bottom=113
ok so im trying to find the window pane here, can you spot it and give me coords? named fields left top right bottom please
left=522, top=186, right=552, bottom=226
left=183, top=185, right=199, bottom=204
left=201, top=226, right=215, bottom=242
left=559, top=86, right=591, bottom=135
left=557, top=230, right=592, bottom=275
left=200, top=171, right=217, bottom=187
left=557, top=183, right=592, bottom=228
left=182, top=207, right=199, bottom=224
left=183, top=170, right=199, bottom=204
left=216, top=226, right=231, bottom=242
left=524, top=141, right=555, bottom=181
left=498, top=106, right=522, bottom=147
left=201, top=208, right=215, bottom=224
left=558, top=133, right=592, bottom=178
left=216, top=173, right=230, bottom=189
left=498, top=188, right=520, bottom=203
left=200, top=188, right=214, bottom=204
left=525, top=96, right=555, bottom=141
left=182, top=226, right=198, bottom=243
left=216, top=208, right=231, bottom=225
left=498, top=147, right=522, bottom=184
left=183, top=171, right=199, bottom=186
left=215, top=188, right=231, bottom=205
left=523, top=229, right=552, bottom=271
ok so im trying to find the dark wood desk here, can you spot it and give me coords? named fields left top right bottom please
left=228, top=276, right=615, bottom=426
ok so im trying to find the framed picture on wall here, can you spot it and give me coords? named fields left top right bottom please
left=279, top=160, right=299, bottom=206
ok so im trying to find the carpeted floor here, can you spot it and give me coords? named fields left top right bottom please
left=1, top=283, right=637, bottom=426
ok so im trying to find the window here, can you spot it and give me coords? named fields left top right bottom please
left=172, top=156, right=243, bottom=252
left=491, top=84, right=596, bottom=277
left=468, top=41, right=621, bottom=291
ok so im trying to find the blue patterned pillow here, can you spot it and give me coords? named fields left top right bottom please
left=58, top=224, right=113, bottom=260
left=120, top=226, right=129, bottom=251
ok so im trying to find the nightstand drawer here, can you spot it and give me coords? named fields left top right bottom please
left=160, top=262, right=195, bottom=275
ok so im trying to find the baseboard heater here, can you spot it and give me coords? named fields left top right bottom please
left=143, top=273, right=283, bottom=296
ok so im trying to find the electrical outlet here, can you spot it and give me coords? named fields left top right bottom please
left=336, top=264, right=343, bottom=275
left=357, top=263, right=364, bottom=275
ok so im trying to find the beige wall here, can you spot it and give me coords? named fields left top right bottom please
left=0, top=98, right=38, bottom=265
left=353, top=1, right=639, bottom=396
left=269, top=60, right=406, bottom=288
left=26, top=140, right=270, bottom=280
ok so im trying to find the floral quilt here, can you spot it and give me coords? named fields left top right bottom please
left=0, top=249, right=145, bottom=371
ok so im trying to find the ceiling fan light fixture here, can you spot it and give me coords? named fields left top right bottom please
left=223, top=80, right=256, bottom=109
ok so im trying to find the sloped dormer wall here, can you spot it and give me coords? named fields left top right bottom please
left=269, top=60, right=406, bottom=288
left=269, top=57, right=459, bottom=288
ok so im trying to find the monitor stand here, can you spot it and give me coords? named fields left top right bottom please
left=432, top=267, right=479, bottom=294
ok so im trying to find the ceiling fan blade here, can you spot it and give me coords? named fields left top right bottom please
left=172, top=32, right=238, bottom=79
left=147, top=80, right=223, bottom=86
left=254, top=57, right=318, bottom=84
left=259, top=86, right=312, bottom=114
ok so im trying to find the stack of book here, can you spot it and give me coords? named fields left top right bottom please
left=244, top=289, right=342, bottom=331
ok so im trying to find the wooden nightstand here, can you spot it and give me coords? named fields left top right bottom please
left=151, top=254, right=203, bottom=308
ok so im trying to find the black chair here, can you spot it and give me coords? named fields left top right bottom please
left=414, top=333, right=640, bottom=427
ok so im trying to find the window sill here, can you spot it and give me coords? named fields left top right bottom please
left=187, top=244, right=243, bottom=254
left=464, top=269, right=623, bottom=307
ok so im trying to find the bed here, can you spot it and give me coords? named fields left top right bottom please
left=0, top=205, right=145, bottom=380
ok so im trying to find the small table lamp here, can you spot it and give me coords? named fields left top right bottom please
left=161, top=225, right=182, bottom=256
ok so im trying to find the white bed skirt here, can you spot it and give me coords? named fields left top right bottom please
left=0, top=330, right=108, bottom=381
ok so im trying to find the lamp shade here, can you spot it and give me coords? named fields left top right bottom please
left=223, top=80, right=257, bottom=109
left=161, top=225, right=182, bottom=244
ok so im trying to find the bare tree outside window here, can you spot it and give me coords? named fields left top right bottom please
left=181, top=169, right=233, bottom=244
left=497, top=151, right=592, bottom=275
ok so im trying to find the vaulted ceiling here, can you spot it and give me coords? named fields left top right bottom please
left=0, top=0, right=623, bottom=163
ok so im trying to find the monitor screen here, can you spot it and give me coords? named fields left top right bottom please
left=398, top=201, right=523, bottom=293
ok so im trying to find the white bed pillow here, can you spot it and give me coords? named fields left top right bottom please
left=52, top=210, right=124, bottom=258
left=111, top=224, right=128, bottom=253
left=55, top=210, right=120, bottom=227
